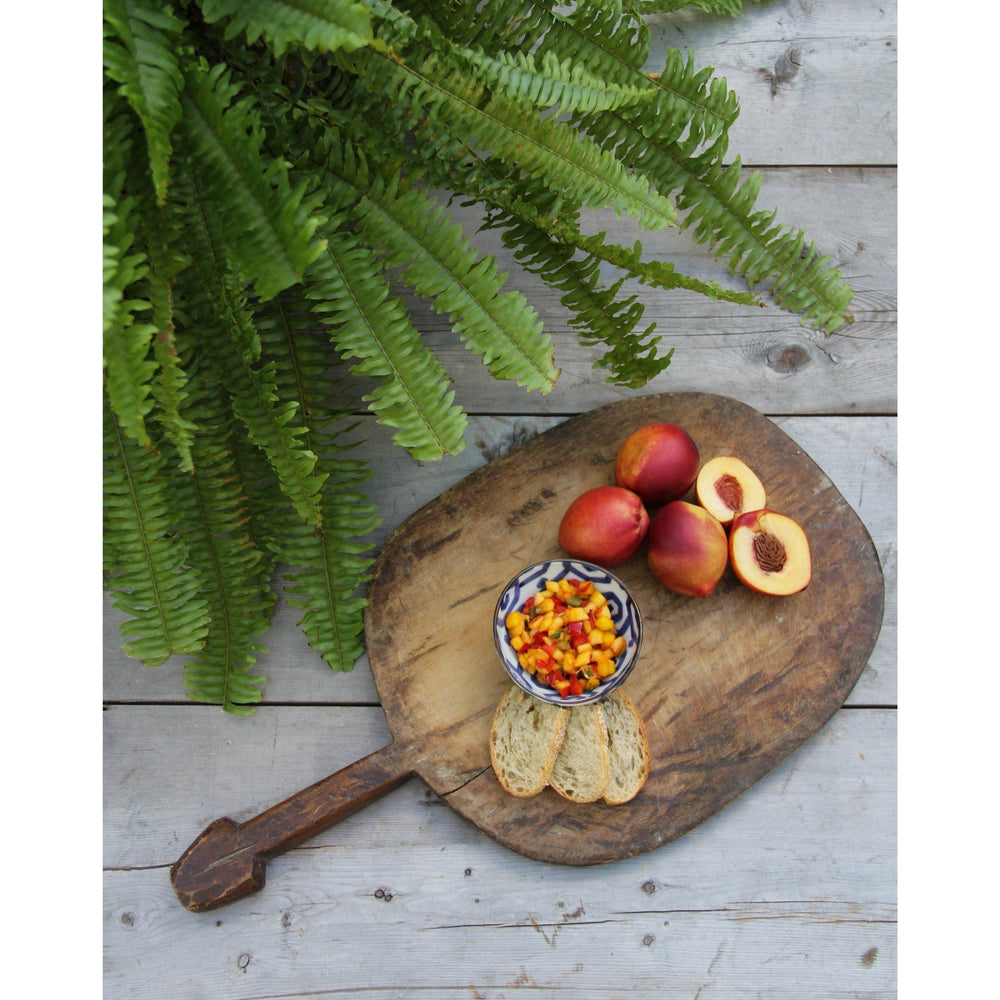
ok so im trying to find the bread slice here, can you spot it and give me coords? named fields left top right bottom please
left=601, top=691, right=650, bottom=805
left=490, top=688, right=570, bottom=797
left=549, top=702, right=611, bottom=804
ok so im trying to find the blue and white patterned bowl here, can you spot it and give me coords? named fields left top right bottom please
left=493, top=559, right=643, bottom=707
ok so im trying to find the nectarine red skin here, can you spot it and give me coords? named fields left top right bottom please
left=647, top=501, right=728, bottom=598
left=558, top=485, right=650, bottom=567
left=615, top=423, right=700, bottom=507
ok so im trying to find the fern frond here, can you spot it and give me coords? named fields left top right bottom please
left=321, top=134, right=560, bottom=394
left=103, top=391, right=211, bottom=665
left=629, top=1, right=748, bottom=15
left=178, top=59, right=327, bottom=300
left=347, top=45, right=676, bottom=229
left=103, top=0, right=185, bottom=204
left=579, top=102, right=853, bottom=330
left=173, top=165, right=330, bottom=524
left=103, top=189, right=158, bottom=448
left=308, top=225, right=469, bottom=461
left=491, top=209, right=672, bottom=388
left=460, top=47, right=656, bottom=114
left=176, top=411, right=275, bottom=714
left=674, top=155, right=854, bottom=331
left=252, top=296, right=379, bottom=670
left=198, top=0, right=373, bottom=57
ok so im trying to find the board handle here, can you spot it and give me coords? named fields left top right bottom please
left=170, top=740, right=414, bottom=912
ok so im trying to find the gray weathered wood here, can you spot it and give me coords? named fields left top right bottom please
left=645, top=0, right=898, bottom=165
left=104, top=707, right=895, bottom=998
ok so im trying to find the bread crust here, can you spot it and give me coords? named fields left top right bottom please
left=601, top=690, right=650, bottom=805
left=549, top=702, right=611, bottom=803
left=489, top=687, right=570, bottom=797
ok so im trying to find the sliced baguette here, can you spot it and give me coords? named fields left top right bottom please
left=549, top=702, right=611, bottom=803
left=490, top=687, right=570, bottom=797
left=601, top=690, right=650, bottom=805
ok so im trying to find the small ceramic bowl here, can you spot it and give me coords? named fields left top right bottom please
left=493, top=559, right=643, bottom=707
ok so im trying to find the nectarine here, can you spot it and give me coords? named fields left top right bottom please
left=729, top=509, right=811, bottom=596
left=696, top=456, right=767, bottom=527
left=558, top=486, right=650, bottom=567
left=615, top=423, right=699, bottom=507
left=646, top=501, right=728, bottom=597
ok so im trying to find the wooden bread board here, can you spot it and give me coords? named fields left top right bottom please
left=364, top=392, right=884, bottom=864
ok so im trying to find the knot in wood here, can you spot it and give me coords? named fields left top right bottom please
left=753, top=530, right=787, bottom=573
left=714, top=474, right=744, bottom=512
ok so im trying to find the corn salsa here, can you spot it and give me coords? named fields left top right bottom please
left=504, top=578, right=626, bottom=697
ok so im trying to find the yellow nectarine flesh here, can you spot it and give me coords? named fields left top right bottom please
left=729, top=510, right=811, bottom=596
left=695, top=456, right=767, bottom=526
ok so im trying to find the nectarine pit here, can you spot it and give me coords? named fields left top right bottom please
left=752, top=530, right=787, bottom=574
left=714, top=474, right=744, bottom=513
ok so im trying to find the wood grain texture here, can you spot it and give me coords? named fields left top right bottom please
left=104, top=707, right=895, bottom=999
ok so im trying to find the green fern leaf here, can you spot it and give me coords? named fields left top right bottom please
left=674, top=155, right=854, bottom=331
left=176, top=419, right=275, bottom=713
left=630, top=1, right=748, bottom=15
left=322, top=135, right=560, bottom=394
left=190, top=281, right=329, bottom=526
left=198, top=0, right=373, bottom=57
left=103, top=190, right=158, bottom=447
left=103, top=0, right=185, bottom=204
left=103, top=392, right=211, bottom=665
left=251, top=298, right=379, bottom=670
left=308, top=225, right=469, bottom=461
left=460, top=47, right=656, bottom=113
left=579, top=104, right=853, bottom=331
left=178, top=59, right=327, bottom=300
left=348, top=45, right=676, bottom=229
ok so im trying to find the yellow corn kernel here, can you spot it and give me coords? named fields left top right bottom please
left=595, top=615, right=614, bottom=631
left=610, top=635, right=626, bottom=657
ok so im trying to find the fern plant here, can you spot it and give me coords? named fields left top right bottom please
left=103, top=0, right=853, bottom=713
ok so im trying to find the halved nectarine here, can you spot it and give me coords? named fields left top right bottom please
left=695, top=456, right=766, bottom=527
left=729, top=509, right=811, bottom=596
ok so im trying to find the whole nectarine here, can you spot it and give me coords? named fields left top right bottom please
left=647, top=501, right=728, bottom=597
left=615, top=423, right=699, bottom=507
left=558, top=486, right=650, bottom=566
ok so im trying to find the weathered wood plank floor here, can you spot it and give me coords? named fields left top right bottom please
left=104, top=3, right=897, bottom=996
